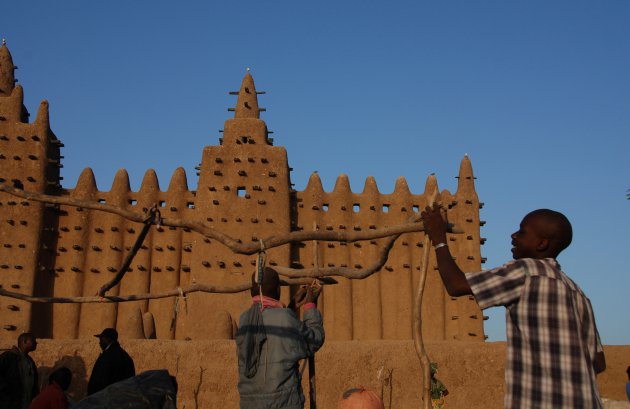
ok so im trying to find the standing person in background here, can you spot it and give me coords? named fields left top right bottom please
left=422, top=205, right=605, bottom=408
left=0, top=332, right=39, bottom=409
left=87, top=328, right=135, bottom=395
left=626, top=366, right=630, bottom=401
left=236, top=267, right=325, bottom=409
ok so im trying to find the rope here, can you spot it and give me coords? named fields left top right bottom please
left=255, top=240, right=266, bottom=308
left=170, top=287, right=185, bottom=331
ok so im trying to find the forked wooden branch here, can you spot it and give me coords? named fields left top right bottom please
left=97, top=207, right=157, bottom=297
left=0, top=277, right=322, bottom=304
left=0, top=183, right=458, bottom=303
left=0, top=184, right=436, bottom=254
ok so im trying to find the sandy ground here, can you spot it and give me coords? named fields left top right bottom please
left=2, top=339, right=628, bottom=409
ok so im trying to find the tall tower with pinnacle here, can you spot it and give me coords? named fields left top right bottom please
left=183, top=71, right=293, bottom=339
left=0, top=41, right=63, bottom=339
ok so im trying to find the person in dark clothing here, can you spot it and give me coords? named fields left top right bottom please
left=0, top=332, right=39, bottom=409
left=87, top=328, right=135, bottom=395
left=28, top=366, right=72, bottom=409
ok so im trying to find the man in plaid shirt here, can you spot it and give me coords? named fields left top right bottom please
left=422, top=205, right=606, bottom=408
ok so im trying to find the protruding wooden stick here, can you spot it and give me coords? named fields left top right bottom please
left=413, top=181, right=438, bottom=409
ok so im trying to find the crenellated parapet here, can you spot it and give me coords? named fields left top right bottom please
left=0, top=44, right=486, bottom=342
left=293, top=160, right=486, bottom=341
left=48, top=167, right=197, bottom=340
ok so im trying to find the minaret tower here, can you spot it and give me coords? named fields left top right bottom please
left=0, top=41, right=63, bottom=339
left=184, top=71, right=293, bottom=339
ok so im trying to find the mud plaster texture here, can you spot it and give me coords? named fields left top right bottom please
left=1, top=339, right=628, bottom=409
left=1, top=43, right=484, bottom=343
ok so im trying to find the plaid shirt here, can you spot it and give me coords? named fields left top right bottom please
left=467, top=258, right=603, bottom=409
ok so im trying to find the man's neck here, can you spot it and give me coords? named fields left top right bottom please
left=252, top=295, right=284, bottom=309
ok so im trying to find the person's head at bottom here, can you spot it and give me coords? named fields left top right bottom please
left=49, top=367, right=72, bottom=391
left=338, top=387, right=385, bottom=409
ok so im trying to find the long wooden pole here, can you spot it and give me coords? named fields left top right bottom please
left=309, top=221, right=318, bottom=409
left=412, top=185, right=438, bottom=409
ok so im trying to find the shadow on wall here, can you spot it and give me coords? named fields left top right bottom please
left=38, top=354, right=88, bottom=402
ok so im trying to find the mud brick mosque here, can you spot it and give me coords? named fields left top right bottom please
left=0, top=41, right=487, bottom=343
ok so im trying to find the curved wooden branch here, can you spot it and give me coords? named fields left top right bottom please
left=98, top=210, right=156, bottom=297
left=0, top=277, right=322, bottom=304
left=0, top=184, right=149, bottom=222
left=274, top=230, right=401, bottom=279
left=0, top=184, right=454, bottom=255
left=0, top=183, right=458, bottom=304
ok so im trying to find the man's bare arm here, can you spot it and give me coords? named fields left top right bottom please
left=422, top=203, right=472, bottom=297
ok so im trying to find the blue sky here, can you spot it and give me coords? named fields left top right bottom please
left=2, top=1, right=629, bottom=344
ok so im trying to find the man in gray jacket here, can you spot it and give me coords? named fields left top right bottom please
left=236, top=267, right=325, bottom=409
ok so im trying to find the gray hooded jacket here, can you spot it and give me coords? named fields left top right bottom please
left=236, top=304, right=324, bottom=409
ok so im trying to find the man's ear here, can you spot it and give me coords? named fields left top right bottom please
left=536, top=237, right=550, bottom=252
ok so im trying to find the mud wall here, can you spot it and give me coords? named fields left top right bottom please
left=295, top=159, right=486, bottom=342
left=2, top=339, right=628, bottom=409
left=1, top=42, right=486, bottom=342
left=0, top=50, right=61, bottom=338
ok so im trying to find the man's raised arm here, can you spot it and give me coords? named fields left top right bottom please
left=421, top=203, right=472, bottom=297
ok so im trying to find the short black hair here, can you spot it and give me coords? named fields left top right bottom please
left=49, top=367, right=72, bottom=390
left=527, top=209, right=573, bottom=257
left=250, top=267, right=281, bottom=300
left=18, top=332, right=35, bottom=345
